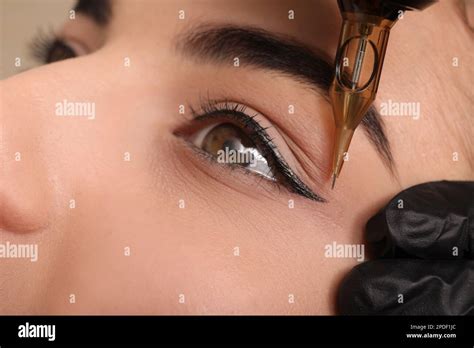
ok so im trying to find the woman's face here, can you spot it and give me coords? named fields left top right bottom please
left=1, top=0, right=472, bottom=314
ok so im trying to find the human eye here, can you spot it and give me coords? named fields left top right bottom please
left=30, top=31, right=80, bottom=64
left=176, top=100, right=325, bottom=202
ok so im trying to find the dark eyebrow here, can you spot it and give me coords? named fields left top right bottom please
left=74, top=0, right=111, bottom=26
left=177, top=25, right=395, bottom=174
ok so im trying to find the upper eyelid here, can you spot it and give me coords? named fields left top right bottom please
left=59, top=36, right=91, bottom=56
left=187, top=102, right=281, bottom=160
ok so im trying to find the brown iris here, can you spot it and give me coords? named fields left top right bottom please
left=202, top=123, right=257, bottom=167
left=46, top=40, right=76, bottom=63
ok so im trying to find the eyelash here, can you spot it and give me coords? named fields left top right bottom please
left=186, top=100, right=325, bottom=202
left=30, top=31, right=75, bottom=64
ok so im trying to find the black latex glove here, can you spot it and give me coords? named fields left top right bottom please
left=338, top=181, right=474, bottom=315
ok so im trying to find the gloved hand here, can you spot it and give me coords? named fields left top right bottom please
left=338, top=181, right=474, bottom=315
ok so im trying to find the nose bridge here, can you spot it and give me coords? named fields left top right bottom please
left=0, top=52, right=127, bottom=234
left=0, top=71, right=56, bottom=234
left=0, top=48, right=169, bottom=234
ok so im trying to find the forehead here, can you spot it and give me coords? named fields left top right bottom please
left=106, top=0, right=340, bottom=56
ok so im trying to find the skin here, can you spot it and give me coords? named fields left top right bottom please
left=0, top=0, right=472, bottom=314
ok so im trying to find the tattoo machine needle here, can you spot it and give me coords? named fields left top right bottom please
left=329, top=0, right=437, bottom=189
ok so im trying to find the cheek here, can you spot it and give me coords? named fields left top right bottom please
left=164, top=203, right=360, bottom=315
left=44, top=129, right=359, bottom=314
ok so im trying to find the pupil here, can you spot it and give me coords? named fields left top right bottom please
left=202, top=123, right=256, bottom=166
left=48, top=41, right=75, bottom=63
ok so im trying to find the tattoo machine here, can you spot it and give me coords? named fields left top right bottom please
left=329, top=0, right=438, bottom=188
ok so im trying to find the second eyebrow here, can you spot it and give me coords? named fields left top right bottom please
left=74, top=0, right=112, bottom=26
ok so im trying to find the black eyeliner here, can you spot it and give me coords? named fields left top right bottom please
left=188, top=100, right=326, bottom=203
